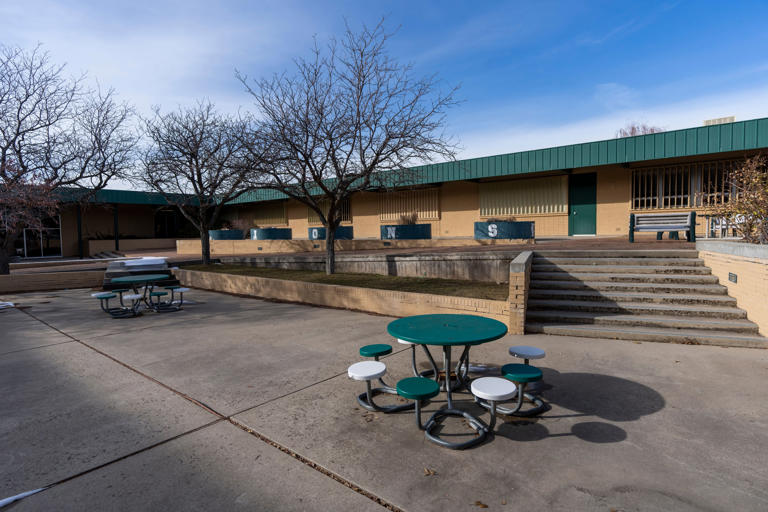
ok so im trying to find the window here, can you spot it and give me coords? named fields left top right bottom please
left=253, top=202, right=287, bottom=226
left=378, top=188, right=440, bottom=222
left=697, top=160, right=732, bottom=207
left=479, top=176, right=567, bottom=217
left=631, top=159, right=737, bottom=210
left=308, top=198, right=351, bottom=225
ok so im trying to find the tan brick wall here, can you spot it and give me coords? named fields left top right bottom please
left=700, top=250, right=768, bottom=336
left=507, top=251, right=532, bottom=335
left=0, top=271, right=104, bottom=294
left=175, top=269, right=509, bottom=326
left=437, top=181, right=480, bottom=237
left=596, top=166, right=631, bottom=235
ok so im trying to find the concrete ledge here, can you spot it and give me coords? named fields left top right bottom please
left=177, top=237, right=532, bottom=257
left=174, top=269, right=510, bottom=326
left=509, top=250, right=533, bottom=273
left=0, top=271, right=104, bottom=294
left=224, top=250, right=523, bottom=283
left=696, top=240, right=768, bottom=259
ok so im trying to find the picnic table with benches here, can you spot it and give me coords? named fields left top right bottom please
left=93, top=273, right=189, bottom=318
left=348, top=314, right=551, bottom=450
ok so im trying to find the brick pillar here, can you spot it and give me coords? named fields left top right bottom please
left=508, top=251, right=533, bottom=334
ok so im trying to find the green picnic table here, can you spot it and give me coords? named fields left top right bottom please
left=387, top=314, right=508, bottom=449
left=110, top=274, right=171, bottom=312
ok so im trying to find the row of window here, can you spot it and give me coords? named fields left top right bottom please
left=631, top=160, right=737, bottom=210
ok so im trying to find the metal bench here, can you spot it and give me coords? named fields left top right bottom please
left=629, top=212, right=696, bottom=242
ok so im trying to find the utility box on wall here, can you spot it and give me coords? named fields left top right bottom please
left=308, top=226, right=354, bottom=240
left=209, top=229, right=244, bottom=240
left=380, top=224, right=432, bottom=240
left=474, top=221, right=534, bottom=240
left=251, top=228, right=292, bottom=240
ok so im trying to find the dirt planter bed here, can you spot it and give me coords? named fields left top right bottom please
left=174, top=266, right=511, bottom=326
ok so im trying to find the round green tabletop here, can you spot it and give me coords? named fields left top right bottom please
left=110, top=274, right=170, bottom=284
left=387, top=314, right=508, bottom=346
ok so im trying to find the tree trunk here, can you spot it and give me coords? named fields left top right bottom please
left=0, top=243, right=10, bottom=275
left=200, top=225, right=211, bottom=265
left=325, top=222, right=338, bottom=275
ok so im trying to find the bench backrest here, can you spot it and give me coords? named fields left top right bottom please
left=634, top=212, right=693, bottom=227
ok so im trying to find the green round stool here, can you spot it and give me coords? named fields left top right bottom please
left=396, top=377, right=440, bottom=430
left=478, top=363, right=547, bottom=417
left=359, top=344, right=393, bottom=360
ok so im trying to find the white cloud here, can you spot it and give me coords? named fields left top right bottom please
left=455, top=84, right=768, bottom=159
left=0, top=0, right=321, bottom=115
left=593, top=82, right=639, bottom=111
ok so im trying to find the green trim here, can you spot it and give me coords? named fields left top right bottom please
left=232, top=117, right=768, bottom=204
left=55, top=187, right=185, bottom=206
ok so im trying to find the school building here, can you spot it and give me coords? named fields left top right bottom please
left=11, top=116, right=768, bottom=260
left=221, top=116, right=768, bottom=242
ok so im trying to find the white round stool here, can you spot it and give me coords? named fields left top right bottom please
left=508, top=345, right=546, bottom=365
left=509, top=345, right=546, bottom=394
left=471, top=377, right=518, bottom=431
left=348, top=361, right=413, bottom=414
left=348, top=361, right=386, bottom=381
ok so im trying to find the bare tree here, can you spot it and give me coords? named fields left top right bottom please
left=239, top=20, right=458, bottom=274
left=0, top=45, right=136, bottom=273
left=616, top=122, right=664, bottom=138
left=0, top=163, right=58, bottom=273
left=137, top=101, right=251, bottom=264
left=713, top=155, right=768, bottom=244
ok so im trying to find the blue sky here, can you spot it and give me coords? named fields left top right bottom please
left=3, top=0, right=768, bottom=162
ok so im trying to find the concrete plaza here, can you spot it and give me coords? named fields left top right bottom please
left=1, top=288, right=767, bottom=511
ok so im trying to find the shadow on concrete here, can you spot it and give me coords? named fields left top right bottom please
left=496, top=419, right=627, bottom=444
left=540, top=368, right=666, bottom=422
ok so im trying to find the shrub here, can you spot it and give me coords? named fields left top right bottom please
left=399, top=212, right=419, bottom=225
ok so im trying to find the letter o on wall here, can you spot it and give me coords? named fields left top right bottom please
left=311, top=228, right=318, bottom=239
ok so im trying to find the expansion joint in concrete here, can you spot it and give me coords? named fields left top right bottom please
left=14, top=307, right=403, bottom=511
left=228, top=417, right=403, bottom=512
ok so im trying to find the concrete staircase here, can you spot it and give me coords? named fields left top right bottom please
left=525, top=250, right=767, bottom=348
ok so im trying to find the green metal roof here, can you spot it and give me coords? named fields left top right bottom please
left=231, top=116, right=768, bottom=204
left=57, top=187, right=184, bottom=206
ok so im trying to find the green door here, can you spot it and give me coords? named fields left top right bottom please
left=569, top=173, right=597, bottom=235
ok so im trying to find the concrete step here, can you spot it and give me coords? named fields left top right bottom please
left=525, top=310, right=760, bottom=333
left=525, top=323, right=768, bottom=349
left=527, top=288, right=738, bottom=306
left=530, top=279, right=728, bottom=295
left=533, top=257, right=705, bottom=266
left=527, top=299, right=748, bottom=319
left=531, top=272, right=719, bottom=284
left=533, top=264, right=711, bottom=275
left=533, top=249, right=699, bottom=259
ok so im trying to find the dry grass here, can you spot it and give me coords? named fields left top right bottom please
left=183, top=264, right=509, bottom=300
